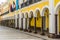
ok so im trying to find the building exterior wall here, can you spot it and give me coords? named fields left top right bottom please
left=0, top=0, right=60, bottom=37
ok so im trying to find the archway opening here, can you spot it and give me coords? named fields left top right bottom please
left=42, top=8, right=49, bottom=34
left=24, top=13, right=28, bottom=31
left=21, top=13, right=24, bottom=30
left=44, top=8, right=49, bottom=31
left=10, top=16, right=15, bottom=28
left=17, top=14, right=19, bottom=29
left=35, top=9, right=42, bottom=33
left=56, top=5, right=60, bottom=34
left=29, top=11, right=34, bottom=31
left=25, top=13, right=28, bottom=18
left=58, top=7, right=60, bottom=34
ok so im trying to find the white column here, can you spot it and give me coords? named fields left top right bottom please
left=19, top=14, right=21, bottom=29
left=34, top=12, right=37, bottom=17
left=19, top=13, right=23, bottom=29
left=15, top=15, right=17, bottom=28
left=49, top=0, right=55, bottom=34
left=23, top=18, right=26, bottom=29
left=27, top=18, right=29, bottom=30
left=49, top=14, right=55, bottom=33
left=55, top=11, right=59, bottom=35
left=23, top=13, right=27, bottom=30
left=23, top=13, right=25, bottom=29
left=57, top=15, right=59, bottom=35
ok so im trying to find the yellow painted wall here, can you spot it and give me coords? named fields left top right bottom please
left=0, top=0, right=49, bottom=28
left=54, top=0, right=60, bottom=7
left=44, top=9, right=49, bottom=29
left=30, top=18, right=34, bottom=27
left=36, top=12, right=42, bottom=28
left=20, top=1, right=49, bottom=13
left=58, top=9, right=60, bottom=33
left=0, top=1, right=49, bottom=27
left=19, top=1, right=49, bottom=27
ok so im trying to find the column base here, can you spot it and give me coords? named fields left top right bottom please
left=40, top=32, right=45, bottom=35
left=11, top=27, right=14, bottom=28
left=12, top=26, right=14, bottom=28
left=44, top=28, right=49, bottom=36
left=28, top=29, right=32, bottom=33
left=15, top=27, right=19, bottom=29
left=10, top=26, right=14, bottom=28
left=48, top=33, right=60, bottom=38
left=20, top=28, right=23, bottom=30
left=33, top=31, right=37, bottom=34
left=28, top=27, right=32, bottom=33
left=24, top=29, right=28, bottom=32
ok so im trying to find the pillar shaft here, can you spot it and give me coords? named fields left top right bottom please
left=42, top=16, right=45, bottom=33
left=19, top=17, right=21, bottom=29
left=28, top=18, right=32, bottom=32
left=15, top=15, right=17, bottom=28
left=34, top=17, right=36, bottom=30
left=19, top=18, right=23, bottom=30
left=27, top=18, right=29, bottom=30
left=48, top=14, right=60, bottom=38
left=54, top=14, right=59, bottom=35
left=25, top=18, right=27, bottom=30
left=23, top=18, right=26, bottom=29
left=49, top=14, right=55, bottom=34
left=20, top=13, right=24, bottom=30
left=40, top=16, right=45, bottom=35
left=49, top=0, right=55, bottom=34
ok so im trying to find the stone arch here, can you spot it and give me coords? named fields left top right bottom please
left=21, top=13, right=24, bottom=18
left=55, top=2, right=60, bottom=14
left=41, top=6, right=49, bottom=16
left=55, top=3, right=60, bottom=34
left=32, top=8, right=42, bottom=33
left=24, top=12, right=29, bottom=31
left=35, top=9, right=42, bottom=29
left=41, top=6, right=49, bottom=32
left=19, top=13, right=24, bottom=30
left=35, top=9, right=41, bottom=18
left=25, top=12, right=28, bottom=18
left=29, top=11, right=34, bottom=18
left=28, top=11, right=34, bottom=31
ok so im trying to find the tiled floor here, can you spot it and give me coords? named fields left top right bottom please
left=0, top=26, right=60, bottom=40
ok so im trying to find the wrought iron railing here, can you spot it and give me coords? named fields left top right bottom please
left=0, top=10, right=9, bottom=16
left=21, top=0, right=41, bottom=8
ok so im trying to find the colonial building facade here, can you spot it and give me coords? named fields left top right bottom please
left=0, top=0, right=60, bottom=38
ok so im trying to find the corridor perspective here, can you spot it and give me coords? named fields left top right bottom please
left=0, top=0, right=60, bottom=40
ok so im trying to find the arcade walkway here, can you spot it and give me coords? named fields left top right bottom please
left=0, top=26, right=60, bottom=40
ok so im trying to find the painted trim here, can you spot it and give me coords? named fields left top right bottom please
left=20, top=0, right=48, bottom=10
left=2, top=16, right=15, bottom=20
left=55, top=2, right=60, bottom=14
left=41, top=5, right=49, bottom=16
left=20, top=13, right=24, bottom=18
left=34, top=8, right=41, bottom=17
left=24, top=12, right=28, bottom=18
left=28, top=10, right=34, bottom=18
left=55, top=2, right=60, bottom=35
